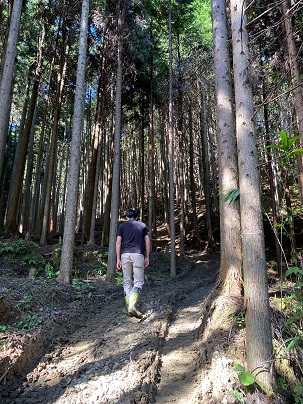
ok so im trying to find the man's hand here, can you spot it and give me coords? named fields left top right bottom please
left=144, top=257, right=149, bottom=268
left=117, top=259, right=122, bottom=270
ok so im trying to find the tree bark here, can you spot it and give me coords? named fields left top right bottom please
left=58, top=0, right=89, bottom=283
left=0, top=0, right=23, bottom=184
left=281, top=0, right=303, bottom=202
left=5, top=74, right=41, bottom=234
left=168, top=0, right=176, bottom=276
left=230, top=0, right=275, bottom=391
left=212, top=0, right=242, bottom=295
left=40, top=26, right=69, bottom=244
left=106, top=1, right=124, bottom=281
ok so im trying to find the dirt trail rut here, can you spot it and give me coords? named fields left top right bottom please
left=0, top=253, right=219, bottom=403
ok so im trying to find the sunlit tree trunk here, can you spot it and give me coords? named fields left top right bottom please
left=231, top=0, right=275, bottom=391
left=58, top=0, right=89, bottom=283
left=0, top=0, right=23, bottom=184
left=168, top=0, right=176, bottom=276
left=282, top=0, right=303, bottom=202
left=106, top=1, right=124, bottom=281
left=212, top=0, right=242, bottom=294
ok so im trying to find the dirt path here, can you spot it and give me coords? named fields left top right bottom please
left=154, top=274, right=215, bottom=403
left=0, top=253, right=220, bottom=404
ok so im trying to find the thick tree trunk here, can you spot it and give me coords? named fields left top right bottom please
left=168, top=0, right=176, bottom=276
left=212, top=0, right=242, bottom=295
left=58, top=0, right=89, bottom=283
left=0, top=0, right=23, bottom=184
left=231, top=0, right=275, bottom=391
left=106, top=2, right=124, bottom=281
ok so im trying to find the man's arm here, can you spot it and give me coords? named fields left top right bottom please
left=116, top=235, right=122, bottom=269
left=144, top=233, right=150, bottom=268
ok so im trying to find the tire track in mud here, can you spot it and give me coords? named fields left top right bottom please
left=154, top=269, right=217, bottom=403
left=0, top=253, right=219, bottom=404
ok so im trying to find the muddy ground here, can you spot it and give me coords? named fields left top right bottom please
left=0, top=250, right=295, bottom=403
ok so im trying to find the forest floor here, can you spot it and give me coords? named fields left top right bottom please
left=0, top=243, right=300, bottom=403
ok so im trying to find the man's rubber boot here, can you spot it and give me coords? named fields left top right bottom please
left=125, top=294, right=130, bottom=308
left=128, top=291, right=143, bottom=319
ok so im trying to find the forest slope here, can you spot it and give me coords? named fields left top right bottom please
left=0, top=248, right=297, bottom=403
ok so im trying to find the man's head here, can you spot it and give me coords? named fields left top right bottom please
left=125, top=209, right=139, bottom=219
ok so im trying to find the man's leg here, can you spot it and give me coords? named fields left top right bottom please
left=128, top=254, right=145, bottom=318
left=132, top=253, right=145, bottom=291
left=121, top=254, right=133, bottom=306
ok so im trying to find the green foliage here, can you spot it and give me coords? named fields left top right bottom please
left=17, top=314, right=43, bottom=331
left=229, top=390, right=245, bottom=404
left=91, top=252, right=108, bottom=277
left=266, top=130, right=303, bottom=159
left=235, top=310, right=245, bottom=329
left=219, top=189, right=240, bottom=204
left=294, top=381, right=303, bottom=404
left=233, top=364, right=255, bottom=387
left=0, top=324, right=8, bottom=333
left=16, top=294, right=33, bottom=311
left=45, top=263, right=58, bottom=279
left=21, top=254, right=45, bottom=269
left=284, top=266, right=303, bottom=327
left=115, top=272, right=124, bottom=285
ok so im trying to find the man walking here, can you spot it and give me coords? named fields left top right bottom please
left=116, top=209, right=150, bottom=318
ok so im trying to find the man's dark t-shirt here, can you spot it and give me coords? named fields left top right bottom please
left=117, top=219, right=149, bottom=255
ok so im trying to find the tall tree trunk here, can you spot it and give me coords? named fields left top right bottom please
left=177, top=33, right=185, bottom=256
left=140, top=99, right=145, bottom=220
left=168, top=0, right=176, bottom=276
left=282, top=0, right=303, bottom=202
left=58, top=0, right=89, bottom=283
left=263, top=79, right=282, bottom=271
left=231, top=0, right=275, bottom=391
left=0, top=0, right=23, bottom=184
left=212, top=0, right=242, bottom=295
left=160, top=114, right=170, bottom=238
left=5, top=73, right=41, bottom=234
left=148, top=26, right=156, bottom=248
left=89, top=49, right=109, bottom=245
left=5, top=27, right=44, bottom=235
left=20, top=105, right=37, bottom=233
left=106, top=1, right=124, bottom=281
left=200, top=92, right=215, bottom=251
left=40, top=26, right=69, bottom=244
left=188, top=107, right=201, bottom=245
left=29, top=31, right=58, bottom=234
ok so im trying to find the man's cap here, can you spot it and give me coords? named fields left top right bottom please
left=125, top=209, right=139, bottom=218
